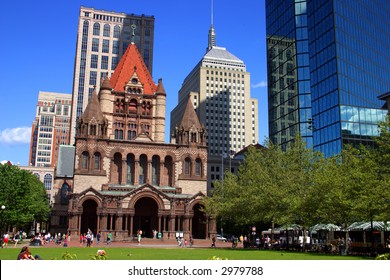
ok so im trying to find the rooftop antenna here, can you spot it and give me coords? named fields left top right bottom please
left=211, top=0, right=213, bottom=27
left=207, top=0, right=216, bottom=51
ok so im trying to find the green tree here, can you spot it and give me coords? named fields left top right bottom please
left=0, top=163, right=50, bottom=231
left=204, top=136, right=323, bottom=242
left=372, top=115, right=390, bottom=222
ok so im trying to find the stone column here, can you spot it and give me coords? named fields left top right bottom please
left=183, top=215, right=190, bottom=239
left=122, top=159, right=127, bottom=184
left=134, top=160, right=140, bottom=185
left=101, top=214, right=108, bottom=231
left=208, top=216, right=217, bottom=239
left=168, top=215, right=176, bottom=239
left=109, top=161, right=115, bottom=183
left=68, top=213, right=79, bottom=236
left=129, top=215, right=134, bottom=237
left=159, top=161, right=165, bottom=186
left=116, top=214, right=123, bottom=231
left=96, top=214, right=100, bottom=232
left=147, top=160, right=152, bottom=184
left=158, top=215, right=162, bottom=233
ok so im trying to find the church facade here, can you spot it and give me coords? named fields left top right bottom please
left=52, top=42, right=216, bottom=241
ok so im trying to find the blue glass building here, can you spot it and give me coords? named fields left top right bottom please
left=266, top=0, right=389, bottom=157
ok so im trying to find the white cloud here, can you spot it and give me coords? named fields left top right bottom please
left=0, top=127, right=31, bottom=144
left=251, top=81, right=268, bottom=88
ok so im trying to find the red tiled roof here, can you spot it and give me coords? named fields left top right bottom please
left=110, top=43, right=157, bottom=94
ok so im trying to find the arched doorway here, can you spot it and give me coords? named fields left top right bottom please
left=192, top=203, right=207, bottom=239
left=81, top=199, right=98, bottom=235
left=133, top=197, right=158, bottom=238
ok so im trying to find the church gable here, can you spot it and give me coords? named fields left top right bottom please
left=109, top=43, right=157, bottom=94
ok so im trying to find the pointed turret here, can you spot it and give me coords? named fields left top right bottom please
left=156, top=78, right=166, bottom=96
left=100, top=74, right=112, bottom=91
left=77, top=88, right=108, bottom=138
left=154, top=78, right=166, bottom=143
left=175, top=96, right=206, bottom=145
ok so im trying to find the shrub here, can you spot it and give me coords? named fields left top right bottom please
left=207, top=256, right=228, bottom=260
left=62, top=252, right=77, bottom=260
left=375, top=253, right=390, bottom=260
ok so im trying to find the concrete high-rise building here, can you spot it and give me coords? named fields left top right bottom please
left=29, top=91, right=71, bottom=167
left=69, top=6, right=155, bottom=144
left=266, top=0, right=389, bottom=157
left=170, top=23, right=259, bottom=191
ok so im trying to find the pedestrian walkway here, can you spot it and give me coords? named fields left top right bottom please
left=13, top=238, right=232, bottom=249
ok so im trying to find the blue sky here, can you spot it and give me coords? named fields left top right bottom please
left=0, top=0, right=268, bottom=166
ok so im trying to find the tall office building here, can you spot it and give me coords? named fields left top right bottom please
left=69, top=6, right=155, bottom=143
left=29, top=91, right=72, bottom=167
left=266, top=0, right=389, bottom=157
left=170, top=23, right=259, bottom=190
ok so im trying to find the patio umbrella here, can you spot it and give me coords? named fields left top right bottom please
left=347, top=221, right=386, bottom=231
left=275, top=224, right=302, bottom=231
left=310, top=223, right=341, bottom=231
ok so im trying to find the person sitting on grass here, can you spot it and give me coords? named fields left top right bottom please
left=17, top=246, right=35, bottom=260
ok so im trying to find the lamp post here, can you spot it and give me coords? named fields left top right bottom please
left=0, top=205, right=5, bottom=240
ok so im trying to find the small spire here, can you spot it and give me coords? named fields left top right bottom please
left=207, top=0, right=216, bottom=51
left=131, top=24, right=136, bottom=44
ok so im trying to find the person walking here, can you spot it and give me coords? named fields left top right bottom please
left=211, top=235, right=216, bottom=248
left=96, top=232, right=101, bottom=244
left=13, top=232, right=20, bottom=247
left=107, top=232, right=113, bottom=245
left=137, top=229, right=142, bottom=245
left=2, top=233, right=9, bottom=248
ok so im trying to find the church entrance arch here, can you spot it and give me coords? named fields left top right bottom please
left=133, top=197, right=158, bottom=238
left=192, top=203, right=207, bottom=239
left=81, top=199, right=98, bottom=234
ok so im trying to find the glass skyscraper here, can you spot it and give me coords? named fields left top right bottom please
left=266, top=0, right=389, bottom=157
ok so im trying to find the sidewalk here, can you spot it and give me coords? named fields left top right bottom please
left=14, top=238, right=234, bottom=249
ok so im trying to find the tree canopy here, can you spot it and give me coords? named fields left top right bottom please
left=203, top=116, right=390, bottom=232
left=0, top=163, right=51, bottom=231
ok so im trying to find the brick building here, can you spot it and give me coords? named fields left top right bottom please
left=52, top=41, right=216, bottom=240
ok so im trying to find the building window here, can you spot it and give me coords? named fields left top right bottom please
left=92, top=38, right=99, bottom=52
left=102, top=39, right=109, bottom=53
left=184, top=158, right=191, bottom=175
left=94, top=152, right=101, bottom=170
left=61, top=183, right=70, bottom=204
left=112, top=41, right=119, bottom=54
left=101, top=56, right=108, bottom=69
left=43, top=174, right=52, bottom=190
left=114, top=129, right=123, bottom=139
left=103, top=24, right=110, bottom=37
left=81, top=151, right=89, bottom=169
left=126, top=154, right=135, bottom=184
left=91, top=54, right=98, bottom=69
left=139, top=155, right=147, bottom=184
left=152, top=156, right=160, bottom=185
left=113, top=25, right=120, bottom=38
left=195, top=159, right=201, bottom=176
left=111, top=56, right=118, bottom=70
left=89, top=71, right=97, bottom=85
left=93, top=22, right=100, bottom=36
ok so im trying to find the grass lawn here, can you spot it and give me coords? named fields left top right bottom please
left=0, top=247, right=370, bottom=260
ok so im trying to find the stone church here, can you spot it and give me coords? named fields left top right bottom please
left=51, top=42, right=216, bottom=240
